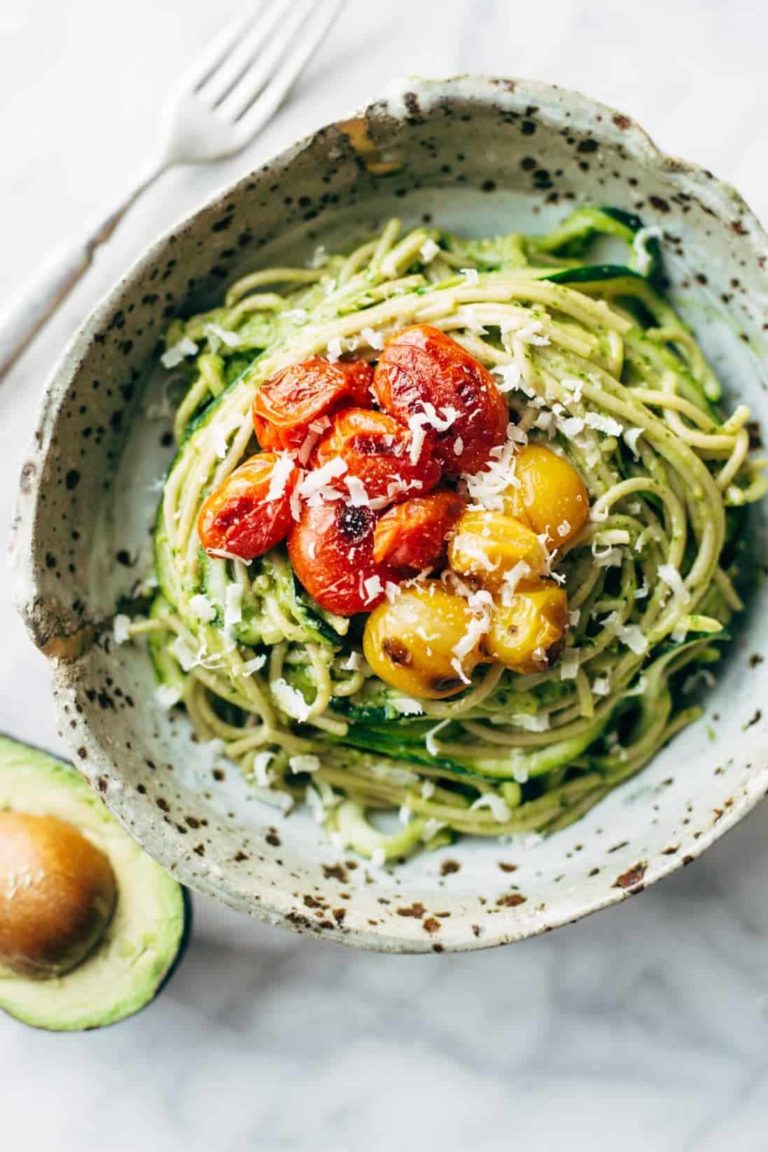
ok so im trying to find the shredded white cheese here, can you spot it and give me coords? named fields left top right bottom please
left=204, top=322, right=241, bottom=351
left=391, top=697, right=424, bottom=716
left=559, top=415, right=585, bottom=439
left=592, top=676, right=611, bottom=696
left=623, top=427, right=644, bottom=457
left=425, top=719, right=450, bottom=757
left=470, top=793, right=512, bottom=822
left=362, top=325, right=385, bottom=350
left=271, top=678, right=311, bottom=722
left=344, top=475, right=371, bottom=507
left=224, top=584, right=243, bottom=628
left=493, top=362, right=522, bottom=394
left=420, top=238, right=440, bottom=263
left=170, top=635, right=198, bottom=673
left=154, top=684, right=181, bottom=710
left=289, top=754, right=320, bottom=775
left=237, top=654, right=267, bottom=676
left=253, top=751, right=275, bottom=787
left=363, top=575, right=383, bottom=604
left=113, top=614, right=131, bottom=645
left=266, top=454, right=295, bottom=503
left=161, top=336, right=198, bottom=369
left=189, top=594, right=216, bottom=623
left=585, top=412, right=624, bottom=437
left=298, top=456, right=348, bottom=501
left=658, top=563, right=691, bottom=605
left=460, top=267, right=479, bottom=286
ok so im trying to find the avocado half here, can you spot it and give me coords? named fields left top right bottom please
left=0, top=735, right=190, bottom=1031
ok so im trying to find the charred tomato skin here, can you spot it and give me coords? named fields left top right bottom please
left=372, top=490, right=466, bottom=570
left=312, top=407, right=441, bottom=501
left=372, top=324, right=509, bottom=474
left=252, top=358, right=374, bottom=451
left=287, top=500, right=399, bottom=615
left=197, top=453, right=299, bottom=562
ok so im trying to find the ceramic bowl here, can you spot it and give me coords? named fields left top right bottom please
left=13, top=77, right=768, bottom=952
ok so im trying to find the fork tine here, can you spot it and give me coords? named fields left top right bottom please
left=230, top=0, right=345, bottom=131
left=209, top=0, right=312, bottom=112
left=215, top=0, right=315, bottom=120
left=173, top=8, right=262, bottom=97
left=200, top=1, right=292, bottom=107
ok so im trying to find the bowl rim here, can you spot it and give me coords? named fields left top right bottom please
left=12, top=74, right=768, bottom=952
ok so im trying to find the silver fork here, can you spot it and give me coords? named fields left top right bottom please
left=0, top=0, right=344, bottom=380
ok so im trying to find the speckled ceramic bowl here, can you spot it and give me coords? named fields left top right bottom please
left=12, top=77, right=768, bottom=952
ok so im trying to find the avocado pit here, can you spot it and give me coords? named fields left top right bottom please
left=0, top=812, right=117, bottom=979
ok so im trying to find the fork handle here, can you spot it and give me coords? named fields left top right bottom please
left=0, top=162, right=167, bottom=381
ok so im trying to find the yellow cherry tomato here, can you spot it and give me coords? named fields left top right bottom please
left=447, top=509, right=549, bottom=589
left=485, top=581, right=568, bottom=674
left=362, top=582, right=484, bottom=700
left=504, top=443, right=589, bottom=548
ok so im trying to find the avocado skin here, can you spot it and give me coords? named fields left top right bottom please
left=0, top=734, right=192, bottom=1032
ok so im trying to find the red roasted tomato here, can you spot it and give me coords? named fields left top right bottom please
left=197, top=453, right=299, bottom=562
left=287, top=501, right=399, bottom=615
left=312, top=407, right=441, bottom=502
left=372, top=324, right=508, bottom=474
left=252, top=357, right=374, bottom=451
left=372, top=491, right=466, bottom=570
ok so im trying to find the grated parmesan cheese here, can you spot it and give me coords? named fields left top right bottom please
left=266, top=453, right=296, bottom=502
left=253, top=751, right=275, bottom=787
left=658, top=563, right=691, bottom=605
left=204, top=322, right=241, bottom=351
left=326, top=336, right=343, bottom=361
left=155, top=684, right=181, bottom=710
left=289, top=754, right=321, bottom=775
left=298, top=456, right=348, bottom=501
left=391, top=697, right=425, bottom=716
left=363, top=575, right=383, bottom=604
left=425, top=719, right=450, bottom=756
left=161, top=336, right=198, bottom=369
left=559, top=415, right=585, bottom=439
left=171, top=635, right=198, bottom=672
left=493, top=362, right=522, bottom=393
left=224, top=584, right=243, bottom=628
left=585, top=412, right=624, bottom=437
left=420, top=239, right=440, bottom=263
left=460, top=267, right=479, bottom=286
left=362, top=325, right=385, bottom=350
left=623, top=427, right=644, bottom=457
left=113, top=614, right=131, bottom=645
left=559, top=651, right=579, bottom=680
left=470, top=793, right=512, bottom=822
left=272, top=678, right=311, bottom=722
left=189, top=594, right=216, bottom=623
left=237, top=654, right=267, bottom=676
left=592, top=676, right=611, bottom=696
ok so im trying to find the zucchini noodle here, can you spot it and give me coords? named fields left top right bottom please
left=129, top=205, right=766, bottom=863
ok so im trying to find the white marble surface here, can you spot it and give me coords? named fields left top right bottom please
left=2, top=1, right=768, bottom=1147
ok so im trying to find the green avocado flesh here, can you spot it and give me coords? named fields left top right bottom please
left=0, top=736, right=188, bottom=1031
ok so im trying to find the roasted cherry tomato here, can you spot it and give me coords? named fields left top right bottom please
left=373, top=324, right=508, bottom=474
left=197, top=453, right=299, bottom=562
left=372, top=491, right=466, bottom=570
left=287, top=501, right=399, bottom=616
left=363, top=582, right=485, bottom=699
left=485, top=581, right=568, bottom=674
left=252, top=357, right=374, bottom=451
left=504, top=443, right=589, bottom=548
left=312, top=408, right=441, bottom=502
